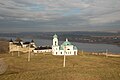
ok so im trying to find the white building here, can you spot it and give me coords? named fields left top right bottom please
left=33, top=46, right=52, bottom=53
left=9, top=39, right=36, bottom=53
left=52, top=34, right=78, bottom=56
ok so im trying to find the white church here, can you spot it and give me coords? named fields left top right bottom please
left=52, top=34, right=78, bottom=56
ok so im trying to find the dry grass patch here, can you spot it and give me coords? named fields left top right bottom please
left=0, top=52, right=120, bottom=80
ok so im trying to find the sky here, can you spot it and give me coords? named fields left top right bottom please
left=0, top=0, right=120, bottom=32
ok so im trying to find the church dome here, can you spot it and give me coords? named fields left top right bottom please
left=53, top=34, right=58, bottom=38
left=61, top=39, right=72, bottom=46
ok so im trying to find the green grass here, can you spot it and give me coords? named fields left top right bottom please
left=0, top=52, right=120, bottom=80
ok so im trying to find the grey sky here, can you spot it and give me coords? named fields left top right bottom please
left=0, top=0, right=120, bottom=32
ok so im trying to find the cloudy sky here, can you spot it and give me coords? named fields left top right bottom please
left=0, top=0, right=120, bottom=32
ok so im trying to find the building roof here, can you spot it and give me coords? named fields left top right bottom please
left=13, top=42, right=22, bottom=46
left=73, top=46, right=77, bottom=50
left=30, top=45, right=35, bottom=48
left=61, top=38, right=72, bottom=46
left=9, top=39, right=13, bottom=42
left=60, top=38, right=77, bottom=50
left=23, top=42, right=30, bottom=44
left=34, top=46, right=52, bottom=50
left=53, top=34, right=58, bottom=38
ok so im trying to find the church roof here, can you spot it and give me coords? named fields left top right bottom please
left=53, top=34, right=57, bottom=38
left=61, top=38, right=72, bottom=46
left=73, top=46, right=77, bottom=50
left=60, top=39, right=72, bottom=50
left=60, top=38, right=77, bottom=50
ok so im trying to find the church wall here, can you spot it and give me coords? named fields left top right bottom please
left=63, top=45, right=73, bottom=51
left=9, top=41, right=36, bottom=53
left=52, top=45, right=60, bottom=55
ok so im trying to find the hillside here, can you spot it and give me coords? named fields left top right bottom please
left=0, top=52, right=120, bottom=80
left=0, top=39, right=9, bottom=53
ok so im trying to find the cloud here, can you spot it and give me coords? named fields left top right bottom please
left=0, top=0, right=120, bottom=32
left=0, top=0, right=92, bottom=20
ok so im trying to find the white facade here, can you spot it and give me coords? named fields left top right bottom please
left=9, top=39, right=36, bottom=53
left=33, top=46, right=52, bottom=53
left=52, top=34, right=78, bottom=56
left=34, top=49, right=52, bottom=53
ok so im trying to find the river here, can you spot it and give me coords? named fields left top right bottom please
left=1, top=37, right=120, bottom=54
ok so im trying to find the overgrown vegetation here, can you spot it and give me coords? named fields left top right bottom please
left=0, top=52, right=120, bottom=80
left=0, top=39, right=8, bottom=53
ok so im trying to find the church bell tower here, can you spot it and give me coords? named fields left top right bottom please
left=53, top=34, right=58, bottom=46
left=52, top=34, right=59, bottom=55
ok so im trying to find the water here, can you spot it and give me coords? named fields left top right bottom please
left=1, top=37, right=120, bottom=54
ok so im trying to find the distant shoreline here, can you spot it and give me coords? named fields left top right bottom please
left=0, top=36, right=120, bottom=47
left=0, top=31, right=120, bottom=47
left=0, top=38, right=120, bottom=56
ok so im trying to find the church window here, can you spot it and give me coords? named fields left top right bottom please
left=55, top=41, right=56, bottom=45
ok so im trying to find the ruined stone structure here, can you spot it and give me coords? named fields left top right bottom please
left=9, top=38, right=36, bottom=53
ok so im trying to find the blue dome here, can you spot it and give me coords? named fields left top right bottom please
left=61, top=41, right=72, bottom=46
left=60, top=38, right=77, bottom=50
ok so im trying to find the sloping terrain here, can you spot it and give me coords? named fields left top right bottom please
left=0, top=53, right=120, bottom=80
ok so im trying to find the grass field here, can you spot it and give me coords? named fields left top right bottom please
left=0, top=52, right=120, bottom=80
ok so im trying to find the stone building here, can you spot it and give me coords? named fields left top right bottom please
left=9, top=38, right=36, bottom=53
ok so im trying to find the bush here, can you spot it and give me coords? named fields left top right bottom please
left=0, top=39, right=9, bottom=53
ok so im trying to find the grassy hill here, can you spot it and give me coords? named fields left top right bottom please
left=0, top=39, right=8, bottom=53
left=0, top=52, right=120, bottom=80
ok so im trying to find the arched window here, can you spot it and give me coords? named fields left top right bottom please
left=55, top=41, right=56, bottom=45
left=67, top=49, right=70, bottom=50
